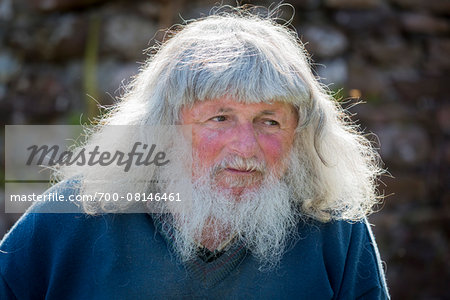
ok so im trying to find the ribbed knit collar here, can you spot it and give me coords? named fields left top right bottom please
left=151, top=214, right=248, bottom=288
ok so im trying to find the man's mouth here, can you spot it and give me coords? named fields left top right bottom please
left=225, top=168, right=257, bottom=174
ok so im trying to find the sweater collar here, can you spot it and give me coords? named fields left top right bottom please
left=151, top=213, right=248, bottom=288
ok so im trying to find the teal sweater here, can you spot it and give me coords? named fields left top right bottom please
left=0, top=182, right=389, bottom=299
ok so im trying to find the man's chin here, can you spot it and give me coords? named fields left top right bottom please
left=213, top=171, right=264, bottom=191
left=214, top=181, right=263, bottom=198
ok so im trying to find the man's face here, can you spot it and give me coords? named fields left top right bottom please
left=181, top=96, right=298, bottom=194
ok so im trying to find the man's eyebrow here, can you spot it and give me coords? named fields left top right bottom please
left=216, top=107, right=234, bottom=113
left=260, top=110, right=276, bottom=115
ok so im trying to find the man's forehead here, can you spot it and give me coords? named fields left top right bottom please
left=184, top=97, right=296, bottom=114
left=215, top=107, right=279, bottom=114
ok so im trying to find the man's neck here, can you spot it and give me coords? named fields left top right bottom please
left=199, top=219, right=236, bottom=251
left=199, top=232, right=237, bottom=252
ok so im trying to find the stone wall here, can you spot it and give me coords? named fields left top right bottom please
left=0, top=0, right=448, bottom=298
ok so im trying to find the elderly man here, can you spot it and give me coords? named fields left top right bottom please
left=0, top=10, right=389, bottom=299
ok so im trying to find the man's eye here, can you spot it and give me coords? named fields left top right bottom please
left=263, top=120, right=279, bottom=126
left=210, top=116, right=227, bottom=122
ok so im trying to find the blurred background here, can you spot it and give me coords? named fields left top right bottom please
left=0, top=0, right=448, bottom=298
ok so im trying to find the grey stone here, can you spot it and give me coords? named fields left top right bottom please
left=347, top=55, right=395, bottom=101
left=22, top=74, right=67, bottom=116
left=62, top=60, right=84, bottom=112
left=379, top=174, right=428, bottom=204
left=386, top=67, right=420, bottom=83
left=375, top=123, right=431, bottom=166
left=180, top=1, right=245, bottom=21
left=41, top=14, right=88, bottom=60
left=0, top=51, right=21, bottom=83
left=102, top=13, right=158, bottom=60
left=333, top=7, right=397, bottom=35
left=350, top=102, right=416, bottom=124
left=324, top=0, right=384, bottom=9
left=0, top=0, right=13, bottom=21
left=393, top=75, right=450, bottom=103
left=0, top=83, right=6, bottom=100
left=29, top=0, right=106, bottom=12
left=7, top=14, right=87, bottom=61
left=97, top=60, right=140, bottom=103
left=300, top=25, right=348, bottom=59
left=426, top=38, right=450, bottom=72
left=444, top=141, right=450, bottom=165
left=289, top=0, right=321, bottom=9
left=400, top=12, right=450, bottom=35
left=317, top=58, right=348, bottom=87
left=360, top=35, right=421, bottom=67
left=5, top=66, right=75, bottom=120
left=437, top=104, right=450, bottom=134
left=54, top=94, right=70, bottom=112
left=137, top=2, right=162, bottom=19
left=391, top=0, right=450, bottom=14
left=6, top=15, right=36, bottom=56
left=10, top=111, right=26, bottom=124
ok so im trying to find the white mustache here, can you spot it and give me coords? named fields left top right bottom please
left=213, top=156, right=266, bottom=174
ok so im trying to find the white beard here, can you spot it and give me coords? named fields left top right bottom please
left=156, top=152, right=300, bottom=270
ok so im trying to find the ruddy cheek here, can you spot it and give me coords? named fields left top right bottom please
left=258, top=135, right=284, bottom=164
left=193, top=130, right=224, bottom=161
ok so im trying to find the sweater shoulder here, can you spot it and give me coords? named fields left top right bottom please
left=0, top=180, right=157, bottom=299
left=296, top=218, right=389, bottom=299
left=298, top=217, right=368, bottom=250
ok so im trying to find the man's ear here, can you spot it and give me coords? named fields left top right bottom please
left=291, top=104, right=300, bottom=125
left=177, top=106, right=187, bottom=125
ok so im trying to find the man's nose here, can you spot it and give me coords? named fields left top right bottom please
left=228, top=122, right=260, bottom=158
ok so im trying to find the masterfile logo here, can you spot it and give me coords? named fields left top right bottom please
left=4, top=125, right=192, bottom=213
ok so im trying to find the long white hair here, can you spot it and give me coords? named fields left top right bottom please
left=55, top=9, right=383, bottom=222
